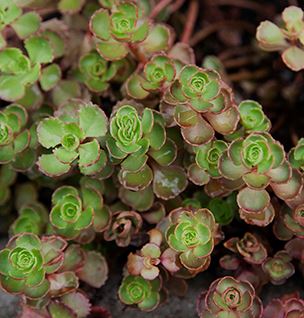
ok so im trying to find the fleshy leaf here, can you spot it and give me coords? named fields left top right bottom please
left=25, top=36, right=54, bottom=64
left=78, top=104, right=108, bottom=138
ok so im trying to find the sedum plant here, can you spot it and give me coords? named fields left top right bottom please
left=37, top=101, right=108, bottom=177
left=165, top=208, right=216, bottom=272
left=118, top=275, right=161, bottom=312
left=262, top=251, right=295, bottom=285
left=0, top=104, right=31, bottom=164
left=10, top=202, right=48, bottom=236
left=90, top=2, right=149, bottom=61
left=224, top=232, right=268, bottom=265
left=49, top=184, right=110, bottom=240
left=263, top=293, right=304, bottom=318
left=256, top=6, right=304, bottom=71
left=0, top=233, right=73, bottom=302
left=0, top=1, right=302, bottom=316
left=197, top=276, right=263, bottom=318
left=78, top=50, right=126, bottom=93
left=49, top=186, right=94, bottom=240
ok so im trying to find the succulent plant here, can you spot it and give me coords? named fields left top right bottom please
left=0, top=233, right=73, bottom=301
left=49, top=183, right=110, bottom=241
left=104, top=210, right=142, bottom=247
left=10, top=202, right=48, bottom=236
left=207, top=192, right=237, bottom=225
left=263, top=293, right=304, bottom=318
left=90, top=2, right=149, bottom=61
left=0, top=1, right=302, bottom=315
left=0, top=104, right=31, bottom=163
left=289, top=138, right=304, bottom=171
left=224, top=232, right=268, bottom=265
left=220, top=132, right=286, bottom=190
left=238, top=100, right=271, bottom=133
left=164, top=65, right=223, bottom=113
left=127, top=229, right=163, bottom=280
left=196, top=139, right=228, bottom=178
left=165, top=208, right=216, bottom=272
left=256, top=6, right=304, bottom=71
left=197, top=276, right=263, bottom=318
left=78, top=50, right=123, bottom=93
left=37, top=102, right=108, bottom=177
left=126, top=54, right=176, bottom=99
left=118, top=275, right=161, bottom=311
left=262, top=251, right=295, bottom=285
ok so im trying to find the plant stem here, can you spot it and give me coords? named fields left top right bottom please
left=210, top=0, right=265, bottom=13
left=219, top=45, right=253, bottom=60
left=223, top=56, right=256, bottom=68
left=149, top=0, right=174, bottom=19
left=190, top=20, right=254, bottom=46
left=181, top=0, right=198, bottom=44
left=228, top=68, right=268, bottom=82
left=170, top=0, right=186, bottom=12
left=128, top=44, right=147, bottom=64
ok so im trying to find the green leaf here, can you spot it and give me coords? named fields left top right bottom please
left=282, top=46, right=304, bottom=72
left=119, top=164, right=153, bottom=191
left=0, top=0, right=22, bottom=30
left=20, top=63, right=40, bottom=86
left=96, top=40, right=128, bottom=61
left=74, top=207, right=93, bottom=230
left=52, top=186, right=79, bottom=205
left=0, top=75, right=25, bottom=101
left=147, top=123, right=166, bottom=150
left=237, top=187, right=270, bottom=213
left=37, top=117, right=64, bottom=148
left=40, top=64, right=61, bottom=91
left=153, top=165, right=188, bottom=200
left=11, top=12, right=41, bottom=39
left=132, top=20, right=149, bottom=42
left=51, top=80, right=81, bottom=107
left=90, top=9, right=111, bottom=40
left=15, top=233, right=41, bottom=250
left=0, top=33, right=6, bottom=49
left=121, top=154, right=148, bottom=172
left=58, top=0, right=85, bottom=13
left=14, top=129, right=30, bottom=153
left=6, top=104, right=27, bottom=127
left=0, top=275, right=25, bottom=294
left=26, top=267, right=45, bottom=287
left=256, top=21, right=287, bottom=50
left=24, top=278, right=50, bottom=299
left=79, top=149, right=107, bottom=175
left=0, top=144, right=14, bottom=163
left=78, top=104, right=108, bottom=138
left=54, top=147, right=78, bottom=164
left=0, top=48, right=30, bottom=74
left=38, top=154, right=71, bottom=177
left=149, top=139, right=177, bottom=166
left=126, top=73, right=149, bottom=100
left=48, top=302, right=76, bottom=318
left=78, top=139, right=100, bottom=167
left=142, top=24, right=171, bottom=54
left=42, top=30, right=65, bottom=59
left=25, top=36, right=54, bottom=64
left=0, top=249, right=10, bottom=275
left=16, top=84, right=43, bottom=111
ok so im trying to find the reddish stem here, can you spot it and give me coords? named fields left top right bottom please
left=210, top=0, right=265, bottom=13
left=170, top=0, right=186, bottom=12
left=149, top=0, right=174, bottom=19
left=128, top=44, right=147, bottom=64
left=190, top=20, right=254, bottom=46
left=181, top=0, right=199, bottom=44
